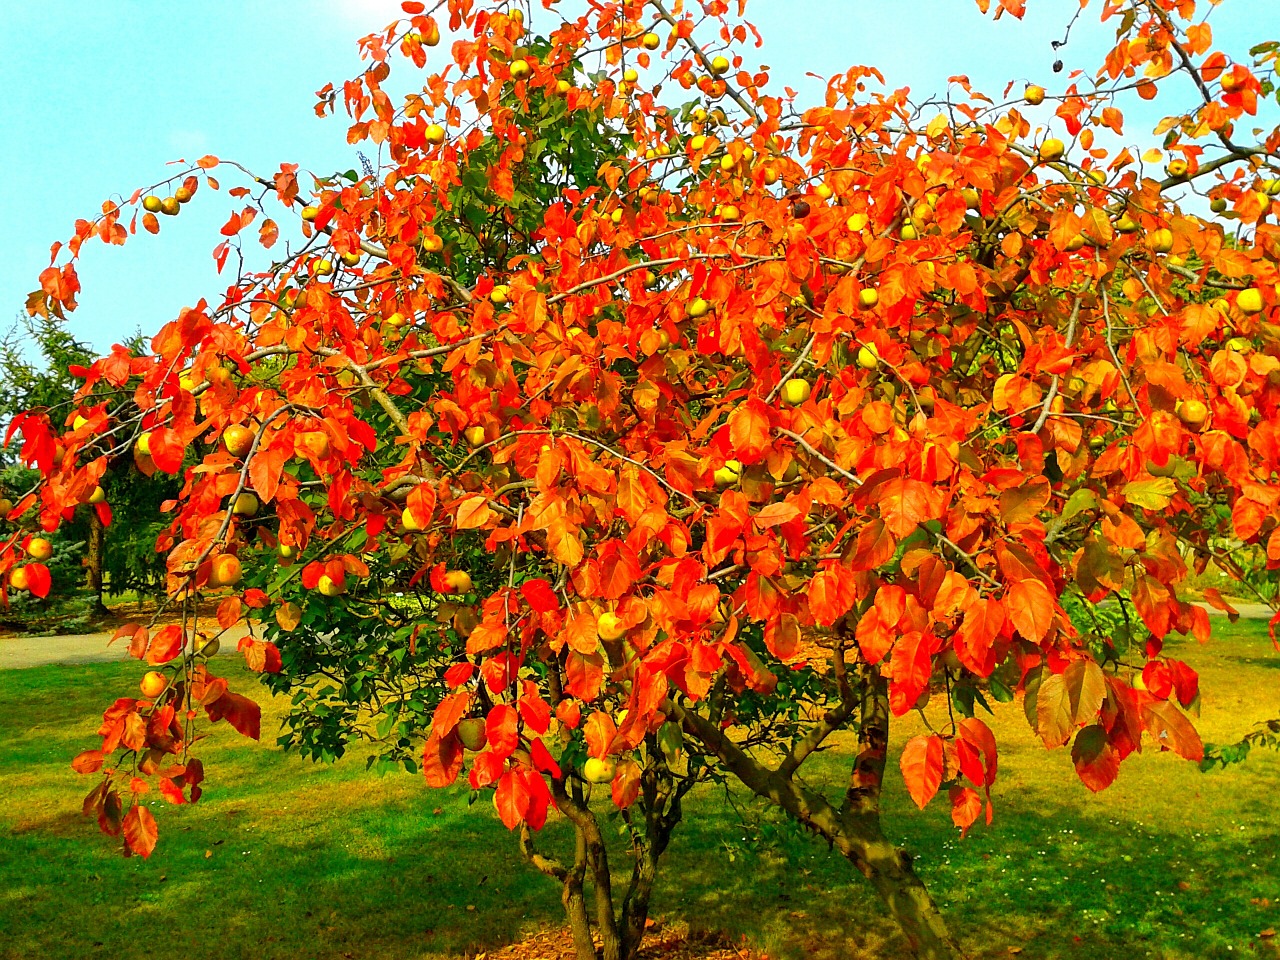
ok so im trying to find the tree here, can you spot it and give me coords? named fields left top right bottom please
left=0, top=314, right=177, bottom=615
left=14, top=1, right=1280, bottom=958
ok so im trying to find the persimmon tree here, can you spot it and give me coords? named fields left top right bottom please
left=12, top=0, right=1280, bottom=958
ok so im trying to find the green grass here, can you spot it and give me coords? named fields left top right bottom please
left=2, top=620, right=1279, bottom=959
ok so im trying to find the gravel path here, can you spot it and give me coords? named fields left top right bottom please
left=0, top=600, right=1272, bottom=671
left=0, top=623, right=253, bottom=670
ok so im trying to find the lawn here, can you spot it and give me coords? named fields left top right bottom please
left=1, top=619, right=1279, bottom=960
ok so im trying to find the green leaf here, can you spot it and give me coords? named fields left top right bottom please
left=1123, top=477, right=1177, bottom=510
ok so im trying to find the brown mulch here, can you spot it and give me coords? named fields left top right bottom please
left=478, top=923, right=765, bottom=960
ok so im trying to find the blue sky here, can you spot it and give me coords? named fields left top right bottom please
left=0, top=0, right=1272, bottom=355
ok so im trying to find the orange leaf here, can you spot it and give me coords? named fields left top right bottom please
left=728, top=398, right=771, bottom=464
left=456, top=495, right=493, bottom=530
left=900, top=734, right=944, bottom=809
left=123, top=805, right=158, bottom=858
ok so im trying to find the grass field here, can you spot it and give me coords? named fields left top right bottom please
left=2, top=619, right=1279, bottom=960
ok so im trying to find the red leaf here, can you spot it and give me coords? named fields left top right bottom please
left=486, top=704, right=520, bottom=758
left=754, top=502, right=801, bottom=528
left=123, top=805, right=158, bottom=858
left=612, top=759, right=642, bottom=809
left=148, top=427, right=186, bottom=474
left=71, top=750, right=104, bottom=774
left=584, top=711, right=618, bottom=759
left=878, top=477, right=938, bottom=538
left=432, top=690, right=471, bottom=738
left=521, top=578, right=559, bottom=613
left=1006, top=578, right=1054, bottom=642
left=949, top=786, right=983, bottom=836
left=808, top=562, right=857, bottom=626
left=1037, top=659, right=1106, bottom=748
left=1071, top=725, right=1120, bottom=792
left=598, top=540, right=641, bottom=600
left=23, top=563, right=51, bottom=599
left=158, top=777, right=187, bottom=805
left=146, top=625, right=185, bottom=665
left=900, top=734, right=944, bottom=809
left=728, top=398, right=771, bottom=464
left=423, top=733, right=464, bottom=787
left=1141, top=701, right=1203, bottom=761
left=216, top=597, right=241, bottom=630
left=402, top=0, right=425, bottom=12
left=493, top=769, right=531, bottom=829
left=205, top=690, right=260, bottom=740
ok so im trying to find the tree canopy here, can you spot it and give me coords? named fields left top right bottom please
left=11, top=1, right=1280, bottom=957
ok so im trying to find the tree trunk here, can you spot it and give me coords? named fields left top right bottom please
left=671, top=672, right=967, bottom=960
left=850, top=834, right=963, bottom=960
left=563, top=831, right=596, bottom=960
left=86, top=511, right=107, bottom=616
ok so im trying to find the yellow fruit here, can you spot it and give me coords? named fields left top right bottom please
left=222, top=425, right=254, bottom=458
left=425, top=123, right=446, bottom=145
left=301, top=205, right=320, bottom=221
left=422, top=21, right=441, bottom=46
left=688, top=298, right=711, bottom=319
left=9, top=567, right=30, bottom=591
left=88, top=486, right=106, bottom=505
left=1177, top=399, right=1208, bottom=428
left=160, top=196, right=180, bottom=216
left=209, top=554, right=242, bottom=588
left=583, top=757, right=617, bottom=784
left=857, top=345, right=880, bottom=370
left=900, top=223, right=918, bottom=241
left=690, top=135, right=708, bottom=151
left=1166, top=159, right=1188, bottom=178
left=1024, top=85, right=1046, bottom=106
left=1147, top=228, right=1174, bottom=253
left=719, top=154, right=737, bottom=172
left=858, top=288, right=879, bottom=309
left=642, top=32, right=661, bottom=50
left=402, top=506, right=427, bottom=532
left=815, top=184, right=834, bottom=200
left=464, top=426, right=487, bottom=447
left=556, top=79, right=572, bottom=95
left=422, top=235, right=444, bottom=253
left=623, top=68, right=639, bottom=84
left=135, top=433, right=152, bottom=456
left=597, top=612, right=627, bottom=641
left=232, top=492, right=260, bottom=517
left=140, top=671, right=167, bottom=699
left=713, top=460, right=742, bottom=488
left=142, top=195, right=163, bottom=213
left=846, top=213, right=869, bottom=232
left=277, top=543, right=298, bottom=561
left=175, top=186, right=193, bottom=204
left=317, top=574, right=345, bottom=597
left=780, top=379, right=811, bottom=406
left=1237, top=288, right=1264, bottom=314
left=313, top=258, right=334, bottom=277
left=709, top=55, right=730, bottom=76
left=1039, top=138, right=1065, bottom=162
left=490, top=285, right=511, bottom=306
left=1265, top=179, right=1280, bottom=197
left=198, top=637, right=221, bottom=658
left=341, top=251, right=361, bottom=267
left=457, top=718, right=488, bottom=751
left=510, top=58, right=531, bottom=81
left=442, top=570, right=473, bottom=594
left=718, top=204, right=740, bottom=220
